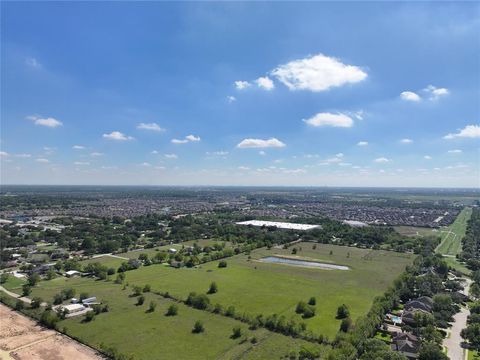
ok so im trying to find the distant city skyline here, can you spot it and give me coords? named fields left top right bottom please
left=1, top=2, right=479, bottom=187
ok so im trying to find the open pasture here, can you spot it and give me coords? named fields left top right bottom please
left=36, top=243, right=414, bottom=340
left=30, top=275, right=325, bottom=360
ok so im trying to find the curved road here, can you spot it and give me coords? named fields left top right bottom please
left=443, top=278, right=472, bottom=360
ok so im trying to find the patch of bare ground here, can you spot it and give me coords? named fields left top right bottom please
left=0, top=304, right=103, bottom=360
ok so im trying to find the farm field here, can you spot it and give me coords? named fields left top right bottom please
left=32, top=243, right=414, bottom=341
left=29, top=276, right=326, bottom=360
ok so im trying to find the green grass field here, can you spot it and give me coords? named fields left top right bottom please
left=30, top=275, right=326, bottom=359
left=32, top=243, right=413, bottom=342
left=117, top=239, right=230, bottom=260
left=469, top=350, right=479, bottom=360
left=80, top=255, right=126, bottom=269
left=435, top=208, right=472, bottom=274
left=1, top=275, right=26, bottom=294
left=394, top=226, right=440, bottom=238
left=436, top=207, right=472, bottom=256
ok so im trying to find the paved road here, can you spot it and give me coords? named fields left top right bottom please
left=443, top=278, right=472, bottom=360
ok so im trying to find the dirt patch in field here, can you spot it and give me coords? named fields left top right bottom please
left=0, top=304, right=103, bottom=360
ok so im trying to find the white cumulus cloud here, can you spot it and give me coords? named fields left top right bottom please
left=103, top=131, right=134, bottom=141
left=235, top=81, right=251, bottom=90
left=400, top=91, right=421, bottom=102
left=25, top=57, right=41, bottom=69
left=237, top=138, right=286, bottom=149
left=185, top=134, right=200, bottom=142
left=303, top=112, right=353, bottom=128
left=171, top=134, right=201, bottom=144
left=27, top=115, right=63, bottom=128
left=72, top=145, right=85, bottom=150
left=424, top=155, right=432, bottom=160
left=137, top=122, right=165, bottom=132
left=271, top=53, right=367, bottom=92
left=444, top=125, right=480, bottom=139
left=255, top=76, right=275, bottom=90
left=448, top=149, right=463, bottom=154
left=227, top=96, right=236, bottom=103
left=357, top=141, right=368, bottom=146
left=400, top=138, right=413, bottom=144
left=374, top=157, right=390, bottom=163
left=36, top=158, right=50, bottom=163
left=164, top=154, right=178, bottom=159
left=74, top=161, right=90, bottom=166
left=424, top=85, right=449, bottom=100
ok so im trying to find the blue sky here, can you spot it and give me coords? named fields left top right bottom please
left=1, top=2, right=479, bottom=187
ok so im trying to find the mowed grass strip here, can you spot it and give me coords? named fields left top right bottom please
left=437, top=207, right=472, bottom=256
left=30, top=276, right=325, bottom=360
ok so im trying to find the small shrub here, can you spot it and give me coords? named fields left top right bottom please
left=192, top=320, right=204, bottom=333
left=340, top=317, right=352, bottom=332
left=207, top=282, right=218, bottom=294
left=218, top=260, right=227, bottom=268
left=15, top=299, right=24, bottom=311
left=231, top=326, right=242, bottom=339
left=225, top=305, right=236, bottom=317
left=143, top=284, right=151, bottom=293
left=166, top=304, right=178, bottom=316
left=136, top=295, right=145, bottom=306
left=148, top=301, right=157, bottom=312
left=132, top=285, right=142, bottom=297
left=336, top=304, right=350, bottom=319
left=31, top=297, right=43, bottom=309
left=84, top=311, right=95, bottom=322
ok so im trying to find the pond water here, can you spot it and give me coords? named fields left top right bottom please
left=260, top=256, right=350, bottom=270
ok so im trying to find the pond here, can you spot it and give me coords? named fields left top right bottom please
left=259, top=256, right=350, bottom=270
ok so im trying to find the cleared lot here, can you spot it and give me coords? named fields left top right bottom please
left=0, top=303, right=103, bottom=360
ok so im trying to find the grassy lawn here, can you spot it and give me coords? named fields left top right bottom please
left=436, top=207, right=472, bottom=256
left=469, top=350, right=479, bottom=360
left=374, top=330, right=392, bottom=343
left=30, top=276, right=326, bottom=360
left=1, top=275, right=26, bottom=293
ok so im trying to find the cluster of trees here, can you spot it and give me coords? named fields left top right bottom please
left=296, top=299, right=316, bottom=319
left=462, top=301, right=480, bottom=352
left=300, top=217, right=432, bottom=253
left=325, top=236, right=448, bottom=359
left=53, top=287, right=76, bottom=304
left=460, top=208, right=480, bottom=270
